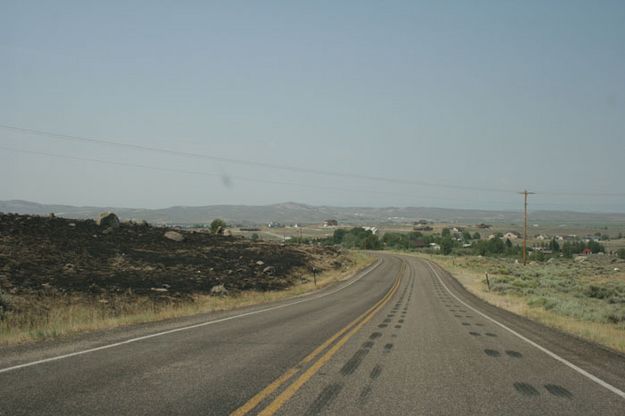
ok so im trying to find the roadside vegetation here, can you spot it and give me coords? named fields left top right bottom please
left=426, top=254, right=625, bottom=352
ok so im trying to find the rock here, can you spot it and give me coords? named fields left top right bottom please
left=256, top=260, right=265, bottom=266
left=210, top=284, right=228, bottom=296
left=102, top=227, right=114, bottom=235
left=62, top=263, right=76, bottom=274
left=574, top=256, right=587, bottom=263
left=263, top=266, right=275, bottom=275
left=150, top=287, right=168, bottom=292
left=164, top=231, right=185, bottom=242
left=547, top=258, right=555, bottom=263
left=223, top=229, right=232, bottom=237
left=68, top=222, right=76, bottom=227
left=96, top=212, right=120, bottom=229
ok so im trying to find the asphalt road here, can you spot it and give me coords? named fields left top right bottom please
left=1, top=254, right=625, bottom=415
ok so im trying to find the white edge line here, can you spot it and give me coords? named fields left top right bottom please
left=425, top=261, right=625, bottom=400
left=0, top=258, right=384, bottom=374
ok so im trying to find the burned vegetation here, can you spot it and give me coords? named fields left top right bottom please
left=0, top=213, right=348, bottom=309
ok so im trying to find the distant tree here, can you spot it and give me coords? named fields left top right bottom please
left=505, top=238, right=513, bottom=249
left=618, top=232, right=623, bottom=239
left=210, top=218, right=227, bottom=234
left=473, top=232, right=481, bottom=240
left=587, top=240, right=605, bottom=254
left=251, top=233, right=260, bottom=241
left=549, top=237, right=560, bottom=252
left=462, top=231, right=472, bottom=241
left=440, top=238, right=454, bottom=255
left=495, top=232, right=504, bottom=238
left=488, top=237, right=505, bottom=254
left=601, top=234, right=610, bottom=241
left=441, top=228, right=451, bottom=238
left=333, top=228, right=348, bottom=244
left=617, top=248, right=625, bottom=260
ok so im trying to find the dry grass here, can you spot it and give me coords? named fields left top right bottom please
left=409, top=253, right=625, bottom=353
left=0, top=252, right=374, bottom=346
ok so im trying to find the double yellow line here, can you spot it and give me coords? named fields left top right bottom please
left=231, top=262, right=404, bottom=416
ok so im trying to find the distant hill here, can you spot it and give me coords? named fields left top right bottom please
left=1, top=200, right=624, bottom=227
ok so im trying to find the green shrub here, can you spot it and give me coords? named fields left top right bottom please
left=210, top=218, right=227, bottom=234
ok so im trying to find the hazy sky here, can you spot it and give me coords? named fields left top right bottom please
left=2, top=1, right=624, bottom=212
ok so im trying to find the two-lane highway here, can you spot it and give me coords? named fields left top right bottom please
left=1, top=254, right=624, bottom=415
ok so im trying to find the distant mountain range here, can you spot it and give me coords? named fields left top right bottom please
left=1, top=200, right=624, bottom=226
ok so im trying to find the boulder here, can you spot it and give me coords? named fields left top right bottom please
left=164, top=231, right=185, bottom=242
left=210, top=284, right=228, bottom=296
left=263, top=266, right=275, bottom=275
left=97, top=212, right=120, bottom=229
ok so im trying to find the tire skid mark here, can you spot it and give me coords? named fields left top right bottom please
left=484, top=349, right=500, bottom=357
left=369, top=364, right=383, bottom=380
left=358, top=385, right=372, bottom=403
left=340, top=349, right=369, bottom=376
left=544, top=384, right=573, bottom=399
left=513, top=382, right=540, bottom=396
left=304, top=382, right=344, bottom=416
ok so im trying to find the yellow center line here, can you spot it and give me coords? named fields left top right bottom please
left=256, top=272, right=402, bottom=416
left=230, top=261, right=404, bottom=416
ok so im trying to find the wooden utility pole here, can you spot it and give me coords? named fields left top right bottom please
left=519, top=190, right=535, bottom=265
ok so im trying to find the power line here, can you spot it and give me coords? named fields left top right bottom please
left=0, top=124, right=515, bottom=194
left=0, top=145, right=503, bottom=203
left=0, top=145, right=539, bottom=208
left=2, top=124, right=623, bottom=198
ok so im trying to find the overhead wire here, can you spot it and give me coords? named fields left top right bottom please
left=0, top=145, right=531, bottom=209
left=1, top=124, right=623, bottom=198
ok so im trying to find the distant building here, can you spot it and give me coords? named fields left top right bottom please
left=323, top=219, right=338, bottom=227
left=363, top=226, right=378, bottom=235
left=582, top=247, right=593, bottom=256
left=503, top=232, right=520, bottom=240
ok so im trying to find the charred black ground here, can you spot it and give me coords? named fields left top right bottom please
left=0, top=214, right=347, bottom=299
